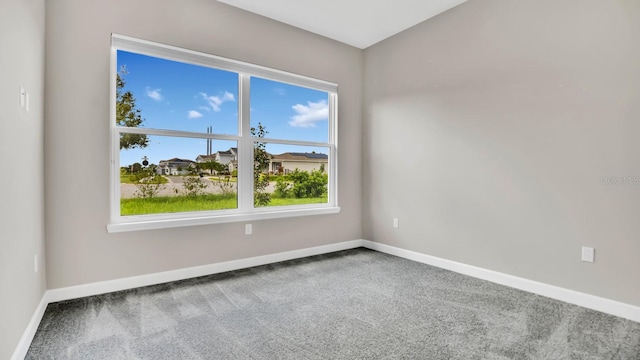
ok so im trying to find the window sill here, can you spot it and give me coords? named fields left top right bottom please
left=107, top=206, right=341, bottom=233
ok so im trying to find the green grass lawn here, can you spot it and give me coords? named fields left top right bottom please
left=209, top=176, right=238, bottom=183
left=121, top=193, right=237, bottom=215
left=265, top=196, right=328, bottom=207
left=121, top=193, right=327, bottom=215
left=120, top=175, right=136, bottom=184
left=120, top=175, right=168, bottom=184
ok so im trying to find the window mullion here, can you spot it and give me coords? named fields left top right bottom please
left=115, top=127, right=240, bottom=141
left=254, top=137, right=330, bottom=148
left=238, top=74, right=254, bottom=211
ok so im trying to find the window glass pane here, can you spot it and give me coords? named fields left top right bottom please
left=250, top=77, right=329, bottom=143
left=116, top=50, right=238, bottom=135
left=255, top=143, right=329, bottom=208
left=112, top=36, right=338, bottom=227
left=119, top=134, right=238, bottom=215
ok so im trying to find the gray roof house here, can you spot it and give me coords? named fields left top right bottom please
left=269, top=152, right=328, bottom=174
left=156, top=158, right=195, bottom=176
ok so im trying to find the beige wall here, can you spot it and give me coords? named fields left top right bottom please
left=45, top=0, right=362, bottom=289
left=364, top=0, right=640, bottom=306
left=0, top=0, right=46, bottom=357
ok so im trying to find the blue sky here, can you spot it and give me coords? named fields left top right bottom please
left=117, top=50, right=329, bottom=167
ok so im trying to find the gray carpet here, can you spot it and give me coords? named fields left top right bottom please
left=26, top=248, right=640, bottom=359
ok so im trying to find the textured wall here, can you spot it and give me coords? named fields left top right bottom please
left=363, top=0, right=640, bottom=306
left=45, top=0, right=362, bottom=289
left=0, top=0, right=46, bottom=357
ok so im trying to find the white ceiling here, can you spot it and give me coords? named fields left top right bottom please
left=218, top=0, right=468, bottom=49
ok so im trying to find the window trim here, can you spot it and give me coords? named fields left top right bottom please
left=111, top=34, right=337, bottom=93
left=108, top=34, right=339, bottom=233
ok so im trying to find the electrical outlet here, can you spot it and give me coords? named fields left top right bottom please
left=581, top=247, right=595, bottom=263
left=20, top=86, right=26, bottom=108
left=245, top=224, right=252, bottom=235
left=393, top=218, right=399, bottom=228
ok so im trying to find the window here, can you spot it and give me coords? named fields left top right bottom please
left=108, top=35, right=338, bottom=233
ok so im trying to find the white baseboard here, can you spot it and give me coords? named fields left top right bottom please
left=12, top=239, right=365, bottom=359
left=361, top=240, right=640, bottom=323
left=14, top=238, right=640, bottom=358
left=46, top=239, right=366, bottom=303
left=11, top=294, right=48, bottom=360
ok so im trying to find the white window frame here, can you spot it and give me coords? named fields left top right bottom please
left=107, top=34, right=339, bottom=233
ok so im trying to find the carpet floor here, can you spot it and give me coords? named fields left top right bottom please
left=26, top=248, right=640, bottom=359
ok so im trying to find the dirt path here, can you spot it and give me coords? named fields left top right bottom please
left=121, top=178, right=238, bottom=199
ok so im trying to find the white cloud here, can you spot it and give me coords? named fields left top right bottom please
left=289, top=100, right=329, bottom=128
left=222, top=92, right=235, bottom=102
left=274, top=88, right=286, bottom=96
left=188, top=110, right=203, bottom=119
left=200, top=91, right=235, bottom=112
left=145, top=87, right=163, bottom=102
left=199, top=106, right=211, bottom=112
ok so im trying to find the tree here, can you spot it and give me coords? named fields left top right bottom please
left=147, top=163, right=158, bottom=174
left=251, top=122, right=271, bottom=206
left=201, top=160, right=227, bottom=175
left=117, top=66, right=149, bottom=150
left=129, top=162, right=142, bottom=173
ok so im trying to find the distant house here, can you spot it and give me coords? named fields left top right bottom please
left=269, top=152, right=328, bottom=175
left=196, top=148, right=238, bottom=166
left=195, top=150, right=327, bottom=175
left=156, top=158, right=195, bottom=176
left=195, top=154, right=216, bottom=163
left=196, top=147, right=238, bottom=174
left=228, top=160, right=238, bottom=174
left=215, top=147, right=238, bottom=165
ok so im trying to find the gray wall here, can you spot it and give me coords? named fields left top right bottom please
left=45, top=0, right=362, bottom=289
left=0, top=0, right=46, bottom=357
left=364, top=0, right=640, bottom=306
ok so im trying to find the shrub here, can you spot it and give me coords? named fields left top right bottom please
left=133, top=170, right=166, bottom=199
left=278, top=169, right=327, bottom=199
left=214, top=176, right=236, bottom=196
left=178, top=176, right=208, bottom=197
left=274, top=176, right=293, bottom=198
